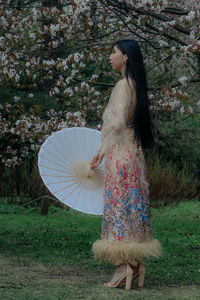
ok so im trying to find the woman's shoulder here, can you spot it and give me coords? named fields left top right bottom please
left=115, top=77, right=136, bottom=94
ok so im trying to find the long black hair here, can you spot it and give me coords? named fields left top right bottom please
left=112, top=39, right=154, bottom=148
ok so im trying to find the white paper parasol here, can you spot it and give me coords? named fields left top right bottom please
left=38, top=127, right=104, bottom=215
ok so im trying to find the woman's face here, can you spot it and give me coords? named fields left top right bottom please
left=109, top=45, right=127, bottom=72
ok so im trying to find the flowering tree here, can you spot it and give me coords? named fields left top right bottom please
left=0, top=0, right=200, bottom=168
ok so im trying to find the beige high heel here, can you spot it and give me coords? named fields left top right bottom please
left=137, top=263, right=146, bottom=288
left=123, top=263, right=146, bottom=288
left=104, top=264, right=133, bottom=290
left=125, top=264, right=134, bottom=290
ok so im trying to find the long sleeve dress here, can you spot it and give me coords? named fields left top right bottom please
left=92, top=78, right=161, bottom=266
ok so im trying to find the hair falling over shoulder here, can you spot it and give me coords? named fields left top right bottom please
left=112, top=40, right=154, bottom=149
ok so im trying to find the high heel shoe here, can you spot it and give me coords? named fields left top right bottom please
left=131, top=263, right=146, bottom=288
left=122, top=263, right=146, bottom=288
left=104, top=264, right=133, bottom=290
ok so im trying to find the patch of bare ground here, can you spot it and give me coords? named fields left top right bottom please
left=0, top=254, right=199, bottom=300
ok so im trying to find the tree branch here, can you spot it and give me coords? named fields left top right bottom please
left=162, top=7, right=190, bottom=15
left=149, top=78, right=200, bottom=92
left=103, top=1, right=160, bottom=49
left=104, top=0, right=191, bottom=38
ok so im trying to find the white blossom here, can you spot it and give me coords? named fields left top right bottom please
left=73, top=111, right=81, bottom=117
left=178, top=76, right=188, bottom=86
left=159, top=40, right=169, bottom=47
left=91, top=74, right=99, bottom=80
left=64, top=88, right=74, bottom=97
left=29, top=32, right=36, bottom=40
left=66, top=112, right=73, bottom=119
left=81, top=81, right=89, bottom=89
left=186, top=11, right=195, bottom=21
left=79, top=62, right=86, bottom=68
left=65, top=77, right=72, bottom=84
left=13, top=96, right=20, bottom=102
left=171, top=47, right=176, bottom=52
left=52, top=40, right=59, bottom=48
left=188, top=106, right=193, bottom=113
left=148, top=93, right=154, bottom=100
left=71, top=69, right=78, bottom=77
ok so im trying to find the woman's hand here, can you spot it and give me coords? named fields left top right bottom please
left=90, top=153, right=104, bottom=169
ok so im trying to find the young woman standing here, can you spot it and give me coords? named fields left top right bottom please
left=90, top=40, right=161, bottom=290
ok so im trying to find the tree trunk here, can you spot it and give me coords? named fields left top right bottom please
left=40, top=198, right=50, bottom=215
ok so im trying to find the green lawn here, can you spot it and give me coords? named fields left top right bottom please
left=0, top=200, right=200, bottom=299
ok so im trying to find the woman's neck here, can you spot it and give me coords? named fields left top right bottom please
left=120, top=64, right=126, bottom=78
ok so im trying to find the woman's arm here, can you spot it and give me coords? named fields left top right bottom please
left=90, top=79, right=136, bottom=168
left=98, top=78, right=136, bottom=156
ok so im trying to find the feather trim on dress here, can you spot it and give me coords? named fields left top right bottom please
left=92, top=239, right=161, bottom=265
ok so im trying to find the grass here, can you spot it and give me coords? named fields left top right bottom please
left=0, top=200, right=200, bottom=299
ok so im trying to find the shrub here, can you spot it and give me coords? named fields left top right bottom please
left=147, top=154, right=197, bottom=206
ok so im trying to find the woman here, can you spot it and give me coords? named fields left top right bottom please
left=90, top=40, right=161, bottom=290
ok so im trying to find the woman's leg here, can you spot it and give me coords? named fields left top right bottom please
left=104, top=264, right=134, bottom=289
left=104, top=264, right=127, bottom=286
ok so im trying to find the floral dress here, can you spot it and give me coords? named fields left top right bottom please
left=92, top=78, right=161, bottom=265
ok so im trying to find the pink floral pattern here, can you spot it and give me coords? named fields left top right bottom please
left=99, top=78, right=153, bottom=243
